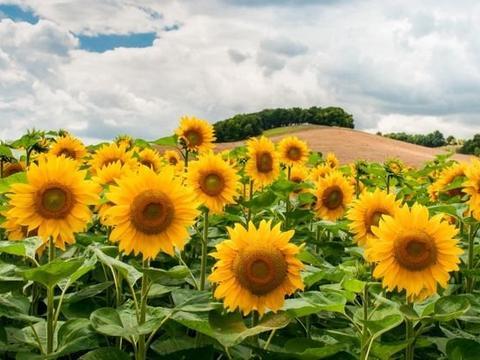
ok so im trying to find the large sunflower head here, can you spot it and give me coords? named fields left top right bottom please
left=137, top=148, right=163, bottom=172
left=365, top=204, right=462, bottom=302
left=309, top=164, right=333, bottom=183
left=464, top=158, right=480, bottom=219
left=278, top=136, right=309, bottom=166
left=6, top=155, right=99, bottom=249
left=49, top=135, right=87, bottom=162
left=90, top=143, right=137, bottom=173
left=209, top=220, right=304, bottom=316
left=2, top=161, right=25, bottom=178
left=104, top=166, right=199, bottom=259
left=347, top=188, right=401, bottom=246
left=314, top=171, right=354, bottom=221
left=325, top=152, right=339, bottom=169
left=187, top=152, right=239, bottom=214
left=175, top=116, right=216, bottom=153
left=245, top=137, right=280, bottom=187
left=428, top=163, right=466, bottom=201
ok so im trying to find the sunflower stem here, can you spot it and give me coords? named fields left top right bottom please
left=46, top=237, right=55, bottom=354
left=184, top=149, right=189, bottom=171
left=246, top=180, right=254, bottom=224
left=200, top=208, right=209, bottom=291
left=137, top=258, right=150, bottom=360
left=466, top=223, right=479, bottom=293
left=355, top=171, right=360, bottom=199
left=359, top=282, right=370, bottom=360
left=405, top=302, right=415, bottom=360
left=0, top=159, right=3, bottom=178
left=386, top=174, right=391, bottom=194
left=285, top=166, right=292, bottom=229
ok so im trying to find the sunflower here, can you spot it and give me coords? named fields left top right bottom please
left=104, top=166, right=199, bottom=258
left=385, top=158, right=404, bottom=175
left=6, top=155, right=99, bottom=250
left=187, top=152, right=239, bottom=214
left=2, top=161, right=25, bottom=178
left=463, top=158, right=480, bottom=219
left=347, top=189, right=401, bottom=246
left=115, top=135, right=134, bottom=150
left=365, top=204, right=462, bottom=302
left=428, top=163, right=466, bottom=201
left=289, top=165, right=309, bottom=193
left=325, top=152, right=339, bottom=169
left=245, top=137, right=280, bottom=187
left=90, top=143, right=137, bottom=173
left=209, top=220, right=304, bottom=316
left=49, top=135, right=87, bottom=162
left=314, top=171, right=354, bottom=221
left=278, top=136, right=309, bottom=167
left=309, top=164, right=332, bottom=183
left=137, top=148, right=162, bottom=172
left=175, top=116, right=216, bottom=153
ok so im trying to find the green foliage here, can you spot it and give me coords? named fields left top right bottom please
left=214, top=106, right=354, bottom=142
left=459, top=133, right=480, bottom=155
left=384, top=130, right=447, bottom=147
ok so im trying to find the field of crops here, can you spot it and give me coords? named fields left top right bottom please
left=0, top=117, right=479, bottom=360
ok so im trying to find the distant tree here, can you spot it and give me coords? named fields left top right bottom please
left=459, top=134, right=480, bottom=155
left=384, top=130, right=446, bottom=148
left=446, top=135, right=456, bottom=145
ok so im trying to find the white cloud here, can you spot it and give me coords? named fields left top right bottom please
left=1, top=0, right=480, bottom=143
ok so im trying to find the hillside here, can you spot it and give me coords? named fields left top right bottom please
left=214, top=125, right=471, bottom=167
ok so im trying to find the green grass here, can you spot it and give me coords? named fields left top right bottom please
left=262, top=124, right=320, bottom=137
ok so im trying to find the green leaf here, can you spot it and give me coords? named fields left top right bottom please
left=283, top=291, right=347, bottom=317
left=0, top=144, right=13, bottom=158
left=0, top=171, right=27, bottom=193
left=92, top=247, right=142, bottom=287
left=342, top=278, right=366, bottom=293
left=152, top=135, right=177, bottom=146
left=62, top=282, right=113, bottom=303
left=370, top=341, right=408, bottom=360
left=151, top=337, right=214, bottom=357
left=0, top=237, right=45, bottom=259
left=55, top=319, right=99, bottom=357
left=143, top=265, right=189, bottom=285
left=0, top=292, right=41, bottom=322
left=433, top=295, right=470, bottom=322
left=22, top=258, right=84, bottom=288
left=79, top=348, right=130, bottom=360
left=283, top=338, right=347, bottom=359
left=446, top=338, right=480, bottom=360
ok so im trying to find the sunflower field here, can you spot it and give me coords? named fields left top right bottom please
left=0, top=117, right=479, bottom=360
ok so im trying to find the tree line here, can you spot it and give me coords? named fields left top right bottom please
left=381, top=130, right=449, bottom=148
left=213, top=106, right=354, bottom=142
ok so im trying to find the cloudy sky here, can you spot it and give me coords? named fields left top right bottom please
left=1, top=0, right=480, bottom=143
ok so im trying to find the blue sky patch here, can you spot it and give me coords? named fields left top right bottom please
left=0, top=4, right=39, bottom=23
left=78, top=32, right=157, bottom=52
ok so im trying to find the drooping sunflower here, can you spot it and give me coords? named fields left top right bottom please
left=163, top=150, right=184, bottom=172
left=2, top=161, right=25, bottom=178
left=309, top=164, right=332, bottom=183
left=289, top=165, right=309, bottom=194
left=187, top=152, right=239, bottom=214
left=104, top=166, right=199, bottom=259
left=90, top=143, right=137, bottom=173
left=325, top=152, right=339, bottom=169
left=314, top=171, right=354, bottom=221
left=49, top=135, right=87, bottom=162
left=245, top=137, right=280, bottom=187
left=137, top=148, right=163, bottom=172
left=347, top=189, right=401, bottom=246
left=209, top=220, right=304, bottom=316
left=115, top=135, right=134, bottom=150
left=428, top=163, right=466, bottom=201
left=385, top=158, right=404, bottom=175
left=6, top=155, right=99, bottom=249
left=365, top=204, right=462, bottom=302
left=278, top=136, right=309, bottom=167
left=463, top=158, right=480, bottom=219
left=175, top=116, right=216, bottom=153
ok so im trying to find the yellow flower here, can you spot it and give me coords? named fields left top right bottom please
left=366, top=204, right=462, bottom=302
left=464, top=158, right=480, bottom=220
left=90, top=143, right=137, bottom=173
left=347, top=189, right=401, bottom=246
left=115, top=135, right=134, bottom=150
left=49, top=135, right=87, bottom=161
left=289, top=165, right=309, bottom=195
left=278, top=136, right=309, bottom=166
left=6, top=155, right=99, bottom=250
left=385, top=158, right=404, bottom=175
left=428, top=163, right=466, bottom=201
left=325, top=152, right=339, bottom=169
left=175, top=116, right=216, bottom=153
left=209, top=220, right=304, bottom=316
left=188, top=152, right=239, bottom=214
left=309, top=164, right=332, bottom=182
left=314, top=171, right=354, bottom=221
left=104, top=166, right=199, bottom=259
left=2, top=161, right=25, bottom=178
left=245, top=137, right=280, bottom=187
left=137, top=148, right=163, bottom=172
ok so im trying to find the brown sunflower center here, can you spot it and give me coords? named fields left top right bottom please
left=234, top=247, right=288, bottom=295
left=287, top=146, right=302, bottom=161
left=3, top=163, right=23, bottom=178
left=140, top=159, right=154, bottom=169
left=184, top=130, right=203, bottom=146
left=130, top=190, right=174, bottom=235
left=103, top=158, right=123, bottom=168
left=58, top=148, right=77, bottom=159
left=366, top=210, right=388, bottom=234
left=394, top=232, right=437, bottom=271
left=35, top=184, right=74, bottom=219
left=256, top=152, right=273, bottom=173
left=169, top=156, right=178, bottom=165
left=200, top=172, right=225, bottom=196
left=322, top=186, right=343, bottom=210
